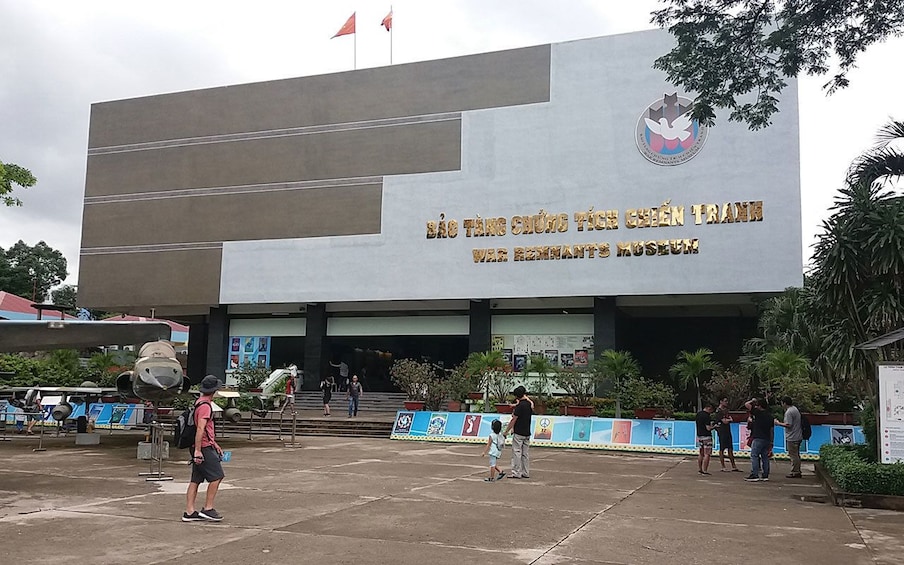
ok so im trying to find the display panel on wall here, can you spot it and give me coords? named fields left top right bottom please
left=390, top=411, right=864, bottom=460
left=228, top=336, right=271, bottom=369
left=492, top=334, right=594, bottom=369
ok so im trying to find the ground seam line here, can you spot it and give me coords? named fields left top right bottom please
left=527, top=457, right=685, bottom=565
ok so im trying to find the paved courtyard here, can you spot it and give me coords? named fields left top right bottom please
left=1, top=432, right=901, bottom=564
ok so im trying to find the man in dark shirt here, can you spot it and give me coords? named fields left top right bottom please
left=503, top=386, right=533, bottom=479
left=695, top=402, right=718, bottom=475
left=744, top=397, right=773, bottom=482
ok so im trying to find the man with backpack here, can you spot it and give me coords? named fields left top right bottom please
left=774, top=396, right=804, bottom=478
left=183, top=375, right=226, bottom=522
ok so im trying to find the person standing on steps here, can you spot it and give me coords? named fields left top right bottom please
left=347, top=375, right=362, bottom=417
left=321, top=376, right=334, bottom=416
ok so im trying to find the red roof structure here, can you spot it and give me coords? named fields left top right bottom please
left=0, top=291, right=77, bottom=320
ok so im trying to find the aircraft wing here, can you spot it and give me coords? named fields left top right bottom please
left=0, top=320, right=172, bottom=353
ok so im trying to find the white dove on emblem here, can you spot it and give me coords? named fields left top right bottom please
left=644, top=113, right=693, bottom=141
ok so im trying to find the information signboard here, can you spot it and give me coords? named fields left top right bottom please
left=878, top=363, right=904, bottom=464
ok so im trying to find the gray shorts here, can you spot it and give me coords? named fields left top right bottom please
left=190, top=446, right=225, bottom=484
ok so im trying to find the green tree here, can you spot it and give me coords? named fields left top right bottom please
left=0, top=161, right=37, bottom=206
left=809, top=119, right=904, bottom=400
left=670, top=347, right=720, bottom=412
left=0, top=240, right=68, bottom=301
left=652, top=1, right=904, bottom=129
left=51, top=284, right=78, bottom=308
left=594, top=350, right=641, bottom=418
left=465, top=350, right=507, bottom=400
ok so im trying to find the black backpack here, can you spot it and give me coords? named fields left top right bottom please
left=800, top=413, right=812, bottom=441
left=174, top=401, right=211, bottom=449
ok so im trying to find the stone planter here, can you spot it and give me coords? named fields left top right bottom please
left=403, top=401, right=426, bottom=411
left=567, top=405, right=594, bottom=417
left=825, top=412, right=854, bottom=425
left=729, top=411, right=749, bottom=423
left=804, top=412, right=830, bottom=425
left=447, top=400, right=463, bottom=412
left=633, top=408, right=658, bottom=419
left=494, top=403, right=514, bottom=414
left=467, top=392, right=484, bottom=400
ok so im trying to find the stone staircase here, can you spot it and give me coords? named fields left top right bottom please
left=294, top=390, right=407, bottom=413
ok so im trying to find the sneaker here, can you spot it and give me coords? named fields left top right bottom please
left=484, top=477, right=495, bottom=482
left=199, top=508, right=223, bottom=522
left=744, top=475, right=760, bottom=482
left=181, top=511, right=202, bottom=522
left=509, top=474, right=522, bottom=479
left=698, top=471, right=711, bottom=475
left=786, top=473, right=802, bottom=478
left=761, top=477, right=769, bottom=482
left=497, top=471, right=506, bottom=479
left=521, top=475, right=530, bottom=479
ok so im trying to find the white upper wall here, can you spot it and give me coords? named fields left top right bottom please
left=221, top=30, right=801, bottom=304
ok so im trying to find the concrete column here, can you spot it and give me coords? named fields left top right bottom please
left=186, top=321, right=209, bottom=384
left=593, top=297, right=619, bottom=359
left=204, top=306, right=229, bottom=382
left=469, top=299, right=491, bottom=353
left=304, top=303, right=327, bottom=383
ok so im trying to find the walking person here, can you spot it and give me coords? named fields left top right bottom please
left=282, top=365, right=297, bottom=413
left=183, top=375, right=226, bottom=522
left=503, top=386, right=532, bottom=479
left=321, top=376, right=334, bottom=416
left=744, top=397, right=773, bottom=482
left=695, top=402, right=718, bottom=475
left=774, top=396, right=803, bottom=478
left=716, top=397, right=741, bottom=472
left=347, top=375, right=362, bottom=417
left=481, top=419, right=506, bottom=482
left=24, top=390, right=42, bottom=435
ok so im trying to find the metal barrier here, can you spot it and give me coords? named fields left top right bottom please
left=139, top=421, right=173, bottom=481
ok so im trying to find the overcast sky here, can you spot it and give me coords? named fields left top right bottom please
left=1, top=0, right=901, bottom=287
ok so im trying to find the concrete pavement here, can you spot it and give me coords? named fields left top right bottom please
left=0, top=433, right=900, bottom=564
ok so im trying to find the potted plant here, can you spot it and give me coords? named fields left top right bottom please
left=465, top=350, right=508, bottom=403
left=522, top=354, right=556, bottom=414
left=554, top=368, right=601, bottom=417
left=621, top=375, right=676, bottom=419
left=594, top=350, right=641, bottom=418
left=706, top=367, right=753, bottom=421
left=446, top=362, right=471, bottom=412
left=487, top=371, right=515, bottom=413
left=390, top=358, right=433, bottom=410
left=670, top=348, right=720, bottom=413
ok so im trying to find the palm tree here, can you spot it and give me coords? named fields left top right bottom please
left=593, top=350, right=641, bottom=418
left=670, top=348, right=720, bottom=412
left=524, top=354, right=556, bottom=405
left=757, top=348, right=810, bottom=388
left=465, top=350, right=507, bottom=402
left=809, top=119, right=904, bottom=400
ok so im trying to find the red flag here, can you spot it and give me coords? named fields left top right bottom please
left=332, top=12, right=356, bottom=38
left=381, top=10, right=393, bottom=31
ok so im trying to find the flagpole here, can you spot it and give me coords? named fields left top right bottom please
left=354, top=31, right=357, bottom=70
left=390, top=5, right=393, bottom=65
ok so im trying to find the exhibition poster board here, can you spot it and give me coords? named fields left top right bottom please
left=878, top=363, right=904, bottom=464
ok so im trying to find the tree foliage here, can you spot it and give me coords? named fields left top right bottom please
left=0, top=240, right=68, bottom=302
left=594, top=350, right=641, bottom=417
left=808, top=119, right=904, bottom=399
left=652, top=1, right=904, bottom=129
left=51, top=284, right=78, bottom=308
left=670, top=347, right=720, bottom=412
left=0, top=160, right=37, bottom=206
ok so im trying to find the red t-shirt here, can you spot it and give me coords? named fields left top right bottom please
left=194, top=400, right=216, bottom=448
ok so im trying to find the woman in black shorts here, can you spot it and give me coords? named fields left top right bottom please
left=321, top=376, right=334, bottom=416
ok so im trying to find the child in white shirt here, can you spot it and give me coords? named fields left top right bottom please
left=481, top=419, right=507, bottom=482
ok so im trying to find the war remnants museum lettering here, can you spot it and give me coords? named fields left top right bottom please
left=425, top=200, right=764, bottom=264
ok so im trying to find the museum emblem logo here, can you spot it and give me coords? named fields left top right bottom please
left=635, top=93, right=708, bottom=166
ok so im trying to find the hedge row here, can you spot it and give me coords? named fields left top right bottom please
left=820, top=444, right=904, bottom=496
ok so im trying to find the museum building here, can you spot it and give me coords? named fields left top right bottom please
left=78, top=29, right=802, bottom=391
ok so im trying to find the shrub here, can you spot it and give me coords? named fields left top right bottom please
left=706, top=367, right=752, bottom=409
left=820, top=444, right=904, bottom=496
